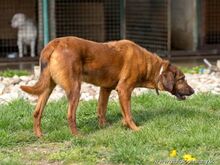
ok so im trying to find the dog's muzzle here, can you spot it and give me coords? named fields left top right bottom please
left=174, top=88, right=194, bottom=100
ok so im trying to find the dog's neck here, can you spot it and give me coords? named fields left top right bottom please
left=155, top=64, right=164, bottom=95
left=155, top=60, right=170, bottom=95
left=159, top=65, right=164, bottom=77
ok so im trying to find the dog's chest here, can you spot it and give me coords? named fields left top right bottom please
left=18, top=25, right=37, bottom=42
left=80, top=46, right=123, bottom=87
left=82, top=63, right=119, bottom=88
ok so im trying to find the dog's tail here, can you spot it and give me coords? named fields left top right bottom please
left=20, top=40, right=59, bottom=95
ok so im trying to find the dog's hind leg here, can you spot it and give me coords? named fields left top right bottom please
left=66, top=81, right=81, bottom=135
left=97, top=87, right=112, bottom=127
left=50, top=69, right=81, bottom=135
left=33, top=81, right=55, bottom=137
left=54, top=76, right=81, bottom=135
left=49, top=48, right=82, bottom=135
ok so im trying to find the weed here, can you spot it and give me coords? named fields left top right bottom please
left=0, top=93, right=220, bottom=164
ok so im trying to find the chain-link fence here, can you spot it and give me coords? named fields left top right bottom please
left=0, top=0, right=170, bottom=60
left=204, top=0, right=220, bottom=45
left=54, top=0, right=121, bottom=42
left=1, top=0, right=220, bottom=61
left=126, top=0, right=170, bottom=55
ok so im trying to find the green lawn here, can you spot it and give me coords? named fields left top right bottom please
left=0, top=69, right=30, bottom=77
left=0, top=92, right=220, bottom=164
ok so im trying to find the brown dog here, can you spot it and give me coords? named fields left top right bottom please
left=21, top=37, right=194, bottom=137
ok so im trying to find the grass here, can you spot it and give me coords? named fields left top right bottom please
left=0, top=69, right=30, bottom=77
left=179, top=65, right=206, bottom=74
left=0, top=92, right=220, bottom=164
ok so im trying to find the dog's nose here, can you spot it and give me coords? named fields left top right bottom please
left=189, top=87, right=195, bottom=95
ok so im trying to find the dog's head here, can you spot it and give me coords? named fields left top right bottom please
left=158, top=63, right=194, bottom=100
left=11, top=13, right=26, bottom=28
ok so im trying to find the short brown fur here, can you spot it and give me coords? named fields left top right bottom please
left=21, top=37, right=194, bottom=137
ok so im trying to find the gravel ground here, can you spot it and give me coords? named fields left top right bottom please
left=0, top=72, right=220, bottom=104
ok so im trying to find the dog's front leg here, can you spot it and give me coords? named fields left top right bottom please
left=116, top=83, right=140, bottom=131
left=17, top=39, right=23, bottom=58
left=97, top=87, right=112, bottom=127
left=23, top=44, right=27, bottom=55
left=30, top=40, right=35, bottom=57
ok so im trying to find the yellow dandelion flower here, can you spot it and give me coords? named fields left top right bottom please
left=169, top=149, right=177, bottom=157
left=183, top=154, right=196, bottom=162
left=191, top=157, right=196, bottom=161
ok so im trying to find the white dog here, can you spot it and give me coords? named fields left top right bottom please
left=11, top=13, right=37, bottom=58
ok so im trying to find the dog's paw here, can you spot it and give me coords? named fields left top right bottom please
left=121, top=119, right=127, bottom=126
left=35, top=131, right=43, bottom=138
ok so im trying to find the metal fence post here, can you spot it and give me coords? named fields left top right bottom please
left=120, top=0, right=126, bottom=39
left=167, top=0, right=171, bottom=59
left=42, top=0, right=49, bottom=46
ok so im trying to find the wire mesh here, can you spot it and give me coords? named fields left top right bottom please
left=125, top=0, right=169, bottom=55
left=205, top=0, right=220, bottom=45
left=0, top=0, right=38, bottom=59
left=54, top=0, right=121, bottom=42
left=3, top=0, right=220, bottom=61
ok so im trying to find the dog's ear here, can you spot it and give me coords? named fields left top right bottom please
left=161, top=71, right=175, bottom=92
left=163, top=60, right=170, bottom=69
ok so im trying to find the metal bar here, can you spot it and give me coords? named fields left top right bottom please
left=38, top=0, right=44, bottom=53
left=120, top=0, right=126, bottom=39
left=50, top=0, right=56, bottom=40
left=167, top=0, right=171, bottom=58
left=42, top=0, right=49, bottom=46
left=193, top=0, right=199, bottom=50
left=200, top=0, right=206, bottom=47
